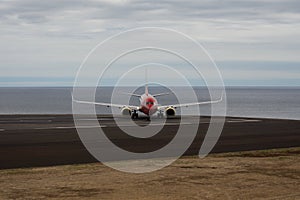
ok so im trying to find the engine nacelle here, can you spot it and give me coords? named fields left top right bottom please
left=165, top=107, right=176, bottom=117
left=121, top=107, right=132, bottom=116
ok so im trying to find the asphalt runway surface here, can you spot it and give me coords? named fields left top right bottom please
left=0, top=115, right=299, bottom=169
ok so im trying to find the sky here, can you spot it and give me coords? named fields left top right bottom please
left=0, top=0, right=300, bottom=86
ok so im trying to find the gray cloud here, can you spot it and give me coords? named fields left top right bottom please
left=1, top=0, right=300, bottom=26
left=0, top=0, right=300, bottom=86
left=1, top=0, right=299, bottom=46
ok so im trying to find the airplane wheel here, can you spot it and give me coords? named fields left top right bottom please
left=131, top=113, right=138, bottom=119
left=157, top=113, right=163, bottom=118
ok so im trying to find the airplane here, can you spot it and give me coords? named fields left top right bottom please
left=72, top=85, right=223, bottom=120
left=72, top=70, right=223, bottom=120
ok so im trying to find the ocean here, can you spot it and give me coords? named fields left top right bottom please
left=0, top=87, right=299, bottom=120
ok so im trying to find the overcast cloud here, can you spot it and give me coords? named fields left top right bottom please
left=1, top=0, right=300, bottom=86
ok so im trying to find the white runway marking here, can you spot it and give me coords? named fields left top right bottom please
left=78, top=118, right=113, bottom=121
left=18, top=117, right=56, bottom=119
left=20, top=120, right=52, bottom=123
left=0, top=117, right=56, bottom=121
left=115, top=122, right=193, bottom=127
left=76, top=125, right=107, bottom=128
left=15, top=118, right=261, bottom=131
left=34, top=125, right=107, bottom=130
left=0, top=120, right=53, bottom=123
left=33, top=122, right=193, bottom=130
left=227, top=119, right=261, bottom=123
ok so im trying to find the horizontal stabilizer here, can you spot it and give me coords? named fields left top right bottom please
left=119, top=92, right=141, bottom=97
left=152, top=92, right=171, bottom=97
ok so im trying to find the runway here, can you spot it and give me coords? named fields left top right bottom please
left=0, top=115, right=299, bottom=169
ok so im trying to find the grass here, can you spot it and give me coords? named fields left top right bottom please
left=0, top=147, right=299, bottom=200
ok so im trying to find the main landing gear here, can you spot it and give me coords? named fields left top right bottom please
left=157, top=110, right=164, bottom=118
left=131, top=110, right=138, bottom=119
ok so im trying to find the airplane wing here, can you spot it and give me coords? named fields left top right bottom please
left=72, top=95, right=139, bottom=110
left=158, top=94, right=223, bottom=109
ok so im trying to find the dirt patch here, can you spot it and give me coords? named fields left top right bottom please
left=0, top=147, right=299, bottom=200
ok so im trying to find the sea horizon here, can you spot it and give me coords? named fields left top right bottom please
left=0, top=86, right=299, bottom=120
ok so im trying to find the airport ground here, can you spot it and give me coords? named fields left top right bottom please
left=0, top=115, right=299, bottom=199
left=0, top=115, right=299, bottom=169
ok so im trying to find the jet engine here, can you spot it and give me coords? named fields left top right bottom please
left=165, top=107, right=176, bottom=117
left=121, top=107, right=132, bottom=116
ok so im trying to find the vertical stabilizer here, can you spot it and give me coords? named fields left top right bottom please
left=145, top=67, right=149, bottom=95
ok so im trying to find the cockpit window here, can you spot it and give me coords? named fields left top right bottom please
left=146, top=101, right=154, bottom=105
